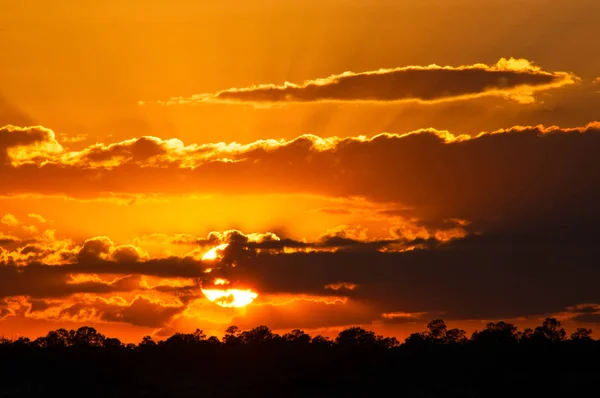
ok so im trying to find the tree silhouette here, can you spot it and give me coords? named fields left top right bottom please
left=140, top=335, right=157, bottom=347
left=311, top=334, right=333, bottom=347
left=376, top=335, right=400, bottom=349
left=570, top=328, right=593, bottom=341
left=206, top=336, right=221, bottom=345
left=403, top=330, right=429, bottom=349
left=283, top=329, right=311, bottom=345
left=240, top=325, right=274, bottom=344
left=41, top=328, right=70, bottom=348
left=519, top=327, right=534, bottom=342
left=223, top=325, right=242, bottom=344
left=534, top=318, right=567, bottom=343
left=426, top=319, right=447, bottom=341
left=163, top=329, right=207, bottom=346
left=471, top=321, right=519, bottom=345
left=445, top=327, right=467, bottom=344
left=0, top=319, right=596, bottom=397
left=335, top=326, right=378, bottom=348
left=68, top=326, right=105, bottom=347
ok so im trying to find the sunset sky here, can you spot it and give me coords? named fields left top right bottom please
left=1, top=0, right=599, bottom=342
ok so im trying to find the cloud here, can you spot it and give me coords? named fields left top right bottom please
left=0, top=225, right=598, bottom=328
left=149, top=58, right=577, bottom=106
left=28, top=213, right=47, bottom=223
left=0, top=125, right=63, bottom=166
left=551, top=304, right=600, bottom=324
left=215, top=231, right=600, bottom=321
left=0, top=225, right=436, bottom=300
left=1, top=213, right=19, bottom=226
left=25, top=294, right=185, bottom=328
left=0, top=265, right=120, bottom=299
left=378, top=311, right=432, bottom=325
left=325, top=282, right=358, bottom=291
left=2, top=122, right=600, bottom=234
left=0, top=297, right=28, bottom=320
left=0, top=233, right=19, bottom=245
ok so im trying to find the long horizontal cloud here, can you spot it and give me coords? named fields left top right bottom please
left=2, top=122, right=600, bottom=231
left=0, top=227, right=449, bottom=303
left=1, top=227, right=599, bottom=324
left=149, top=58, right=577, bottom=105
left=2, top=294, right=187, bottom=328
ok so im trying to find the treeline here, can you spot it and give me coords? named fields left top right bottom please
left=2, top=317, right=595, bottom=349
left=0, top=318, right=598, bottom=397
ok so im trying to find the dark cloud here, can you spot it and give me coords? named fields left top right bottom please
left=57, top=296, right=183, bottom=328
left=71, top=257, right=205, bottom=278
left=2, top=123, right=600, bottom=237
left=0, top=235, right=19, bottom=246
left=0, top=223, right=598, bottom=325
left=573, top=313, right=600, bottom=323
left=0, top=264, right=121, bottom=299
left=187, top=228, right=422, bottom=253
left=376, top=311, right=439, bottom=325
left=0, top=298, right=16, bottom=319
left=212, top=226, right=600, bottom=321
left=0, top=125, right=61, bottom=165
left=153, top=58, right=576, bottom=105
left=562, top=304, right=600, bottom=324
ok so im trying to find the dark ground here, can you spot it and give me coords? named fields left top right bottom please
left=0, top=319, right=598, bottom=397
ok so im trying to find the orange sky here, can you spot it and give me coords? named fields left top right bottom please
left=1, top=0, right=600, bottom=343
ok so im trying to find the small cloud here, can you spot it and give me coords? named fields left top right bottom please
left=325, top=282, right=358, bottom=291
left=28, top=213, right=47, bottom=223
left=1, top=213, right=19, bottom=226
left=378, top=311, right=430, bottom=324
left=21, top=225, right=38, bottom=234
left=57, top=133, right=88, bottom=143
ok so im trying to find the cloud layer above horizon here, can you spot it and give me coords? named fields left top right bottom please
left=2, top=122, right=600, bottom=227
left=1, top=121, right=600, bottom=337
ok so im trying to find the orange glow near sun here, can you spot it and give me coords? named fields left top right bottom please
left=201, top=288, right=258, bottom=308
left=202, top=243, right=229, bottom=261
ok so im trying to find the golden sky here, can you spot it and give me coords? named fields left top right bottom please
left=1, top=0, right=600, bottom=342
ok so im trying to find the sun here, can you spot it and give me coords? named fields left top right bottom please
left=201, top=288, right=258, bottom=308
left=201, top=277, right=258, bottom=307
left=202, top=243, right=229, bottom=261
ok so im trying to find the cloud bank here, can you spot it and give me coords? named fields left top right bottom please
left=1, top=225, right=599, bottom=330
left=2, top=122, right=600, bottom=230
left=2, top=122, right=600, bottom=333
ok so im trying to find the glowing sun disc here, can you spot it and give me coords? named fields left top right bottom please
left=201, top=288, right=258, bottom=308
